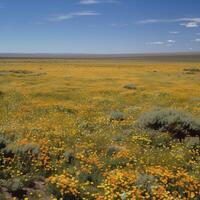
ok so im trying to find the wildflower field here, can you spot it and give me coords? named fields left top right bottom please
left=0, top=58, right=199, bottom=199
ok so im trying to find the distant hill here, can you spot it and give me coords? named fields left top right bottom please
left=0, top=52, right=200, bottom=62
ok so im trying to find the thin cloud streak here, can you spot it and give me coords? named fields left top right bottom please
left=169, top=31, right=179, bottom=34
left=146, top=41, right=165, bottom=45
left=139, top=18, right=200, bottom=28
left=147, top=40, right=176, bottom=45
left=80, top=0, right=119, bottom=5
left=48, top=11, right=100, bottom=22
left=80, top=0, right=100, bottom=5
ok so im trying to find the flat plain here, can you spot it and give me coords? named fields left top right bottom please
left=0, top=57, right=199, bottom=199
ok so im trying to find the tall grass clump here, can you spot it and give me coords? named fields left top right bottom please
left=138, top=107, right=200, bottom=140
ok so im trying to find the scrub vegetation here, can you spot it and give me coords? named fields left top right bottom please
left=0, top=58, right=199, bottom=199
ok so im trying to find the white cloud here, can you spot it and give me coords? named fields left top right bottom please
left=139, top=19, right=174, bottom=24
left=169, top=31, right=179, bottom=34
left=80, top=0, right=100, bottom=4
left=139, top=17, right=200, bottom=28
left=147, top=40, right=176, bottom=46
left=195, top=38, right=200, bottom=42
left=146, top=41, right=165, bottom=45
left=48, top=11, right=100, bottom=21
left=167, top=40, right=176, bottom=43
left=80, top=0, right=119, bottom=4
left=180, top=22, right=198, bottom=28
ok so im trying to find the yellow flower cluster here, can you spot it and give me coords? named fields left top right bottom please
left=146, top=166, right=200, bottom=199
left=132, top=135, right=152, bottom=145
left=97, top=169, right=137, bottom=199
left=47, top=171, right=79, bottom=198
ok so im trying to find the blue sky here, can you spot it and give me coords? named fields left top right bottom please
left=1, top=0, right=200, bottom=54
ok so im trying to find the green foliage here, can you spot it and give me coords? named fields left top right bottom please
left=63, top=151, right=75, bottom=164
left=138, top=108, right=200, bottom=139
left=0, top=91, right=26, bottom=115
left=135, top=173, right=156, bottom=192
left=4, top=143, right=40, bottom=156
left=184, top=67, right=200, bottom=74
left=124, top=83, right=137, bottom=90
left=2, top=178, right=27, bottom=199
left=110, top=111, right=126, bottom=121
left=4, top=178, right=24, bottom=192
left=3, top=142, right=40, bottom=169
left=0, top=135, right=9, bottom=149
left=33, top=105, right=77, bottom=118
left=47, top=183, right=81, bottom=200
left=0, top=90, right=5, bottom=97
left=150, top=133, right=171, bottom=147
left=79, top=170, right=103, bottom=185
left=107, top=146, right=120, bottom=156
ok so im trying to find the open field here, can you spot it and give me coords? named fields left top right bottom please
left=0, top=57, right=200, bottom=199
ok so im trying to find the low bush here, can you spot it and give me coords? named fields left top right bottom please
left=150, top=133, right=171, bottom=147
left=63, top=151, right=75, bottom=164
left=0, top=135, right=9, bottom=149
left=106, top=146, right=120, bottom=157
left=3, top=178, right=27, bottom=199
left=4, top=143, right=40, bottom=157
left=124, top=83, right=137, bottom=90
left=0, top=91, right=5, bottom=97
left=110, top=111, right=126, bottom=121
left=183, top=67, right=200, bottom=72
left=138, top=108, right=200, bottom=140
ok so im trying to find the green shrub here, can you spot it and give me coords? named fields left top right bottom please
left=63, top=151, right=75, bottom=164
left=0, top=91, right=5, bottom=97
left=107, top=146, right=120, bottom=157
left=3, top=143, right=40, bottom=158
left=0, top=135, right=9, bottom=149
left=110, top=111, right=126, bottom=121
left=3, top=178, right=27, bottom=199
left=138, top=108, right=200, bottom=140
left=124, top=83, right=137, bottom=90
left=79, top=170, right=102, bottom=184
left=184, top=67, right=200, bottom=73
left=150, top=133, right=171, bottom=147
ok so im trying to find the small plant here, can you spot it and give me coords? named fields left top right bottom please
left=184, top=67, right=200, bottom=72
left=0, top=91, right=5, bottom=97
left=150, top=133, right=171, bottom=147
left=183, top=67, right=200, bottom=75
left=110, top=111, right=126, bottom=121
left=132, top=134, right=152, bottom=146
left=63, top=151, right=75, bottom=164
left=3, top=178, right=27, bottom=199
left=124, top=83, right=137, bottom=90
left=0, top=135, right=9, bottom=149
left=138, top=108, right=200, bottom=140
left=4, top=142, right=40, bottom=156
left=107, top=146, right=120, bottom=157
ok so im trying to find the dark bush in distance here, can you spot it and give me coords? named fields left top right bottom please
left=138, top=108, right=200, bottom=140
